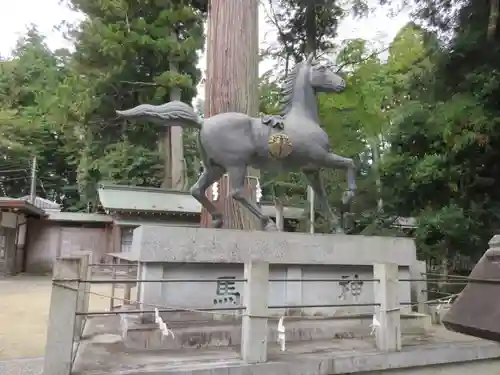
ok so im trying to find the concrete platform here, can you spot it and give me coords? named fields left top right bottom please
left=129, top=226, right=416, bottom=265
left=72, top=316, right=500, bottom=375
left=128, top=226, right=420, bottom=318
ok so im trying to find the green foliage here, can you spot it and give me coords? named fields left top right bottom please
left=0, top=26, right=83, bottom=208
left=59, top=0, right=205, bottom=207
left=380, top=0, right=500, bottom=265
left=266, top=0, right=345, bottom=61
left=0, top=0, right=205, bottom=210
left=93, top=140, right=163, bottom=185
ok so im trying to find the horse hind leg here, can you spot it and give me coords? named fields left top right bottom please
left=303, top=169, right=342, bottom=233
left=226, top=166, right=271, bottom=230
left=190, top=164, right=225, bottom=228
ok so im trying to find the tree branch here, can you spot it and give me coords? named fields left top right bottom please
left=262, top=0, right=294, bottom=71
left=120, top=80, right=162, bottom=87
left=263, top=0, right=288, bottom=45
left=335, top=46, right=390, bottom=73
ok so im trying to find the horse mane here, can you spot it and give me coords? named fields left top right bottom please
left=279, top=64, right=301, bottom=116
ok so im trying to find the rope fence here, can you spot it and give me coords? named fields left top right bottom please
left=51, top=272, right=469, bottom=320
left=71, top=285, right=459, bottom=319
left=45, top=255, right=475, bottom=375
left=67, top=286, right=459, bottom=320
left=54, top=276, right=478, bottom=284
left=68, top=261, right=479, bottom=320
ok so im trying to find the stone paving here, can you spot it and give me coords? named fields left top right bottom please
left=0, top=358, right=43, bottom=375
left=71, top=314, right=488, bottom=375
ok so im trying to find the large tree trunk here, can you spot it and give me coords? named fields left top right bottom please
left=162, top=63, right=186, bottom=191
left=487, top=0, right=499, bottom=40
left=161, top=129, right=172, bottom=188
left=201, top=0, right=260, bottom=229
left=168, top=62, right=186, bottom=191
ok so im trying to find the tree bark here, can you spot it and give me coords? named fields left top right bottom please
left=162, top=62, right=186, bottom=191
left=201, top=0, right=260, bottom=229
left=161, top=129, right=172, bottom=188
left=487, top=0, right=499, bottom=40
left=168, top=62, right=186, bottom=191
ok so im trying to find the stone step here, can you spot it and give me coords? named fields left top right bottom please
left=120, top=313, right=431, bottom=351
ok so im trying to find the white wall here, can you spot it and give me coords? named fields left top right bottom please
left=1, top=212, right=18, bottom=228
left=160, top=263, right=412, bottom=317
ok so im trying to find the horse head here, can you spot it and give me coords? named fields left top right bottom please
left=304, top=54, right=346, bottom=94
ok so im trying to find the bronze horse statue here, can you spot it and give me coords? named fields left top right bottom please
left=116, top=56, right=356, bottom=232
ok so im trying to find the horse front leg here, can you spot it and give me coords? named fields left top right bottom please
left=321, top=152, right=357, bottom=205
left=303, top=169, right=342, bottom=233
left=226, top=165, right=273, bottom=230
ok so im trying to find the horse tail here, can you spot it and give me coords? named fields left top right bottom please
left=116, top=101, right=202, bottom=129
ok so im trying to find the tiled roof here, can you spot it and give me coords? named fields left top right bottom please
left=98, top=182, right=201, bottom=215
left=97, top=182, right=304, bottom=219
left=20, top=196, right=61, bottom=210
left=0, top=197, right=45, bottom=217
left=46, top=212, right=113, bottom=223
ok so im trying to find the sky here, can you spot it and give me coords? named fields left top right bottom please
left=0, top=0, right=412, bottom=99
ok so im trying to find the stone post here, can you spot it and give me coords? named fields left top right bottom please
left=139, top=262, right=164, bottom=323
left=43, top=256, right=82, bottom=375
left=75, top=252, right=91, bottom=340
left=136, top=261, right=143, bottom=303
left=373, top=263, right=402, bottom=352
left=124, top=281, right=133, bottom=305
left=110, top=256, right=117, bottom=311
left=241, top=261, right=269, bottom=363
left=285, top=266, right=303, bottom=316
left=275, top=203, right=284, bottom=231
left=410, top=260, right=428, bottom=314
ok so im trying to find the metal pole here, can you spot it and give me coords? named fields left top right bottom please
left=372, top=141, right=383, bottom=211
left=308, top=185, right=315, bottom=233
left=29, top=156, right=37, bottom=204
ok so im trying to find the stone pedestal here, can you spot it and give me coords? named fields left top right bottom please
left=123, top=226, right=416, bottom=319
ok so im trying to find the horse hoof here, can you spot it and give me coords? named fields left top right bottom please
left=329, top=225, right=344, bottom=234
left=341, top=190, right=355, bottom=205
left=260, top=216, right=273, bottom=231
left=212, top=217, right=223, bottom=228
left=264, top=221, right=278, bottom=232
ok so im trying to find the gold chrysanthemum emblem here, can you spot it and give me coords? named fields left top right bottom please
left=268, top=133, right=292, bottom=159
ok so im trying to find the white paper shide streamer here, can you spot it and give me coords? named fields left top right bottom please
left=120, top=314, right=129, bottom=339
left=370, top=314, right=381, bottom=335
left=277, top=316, right=286, bottom=351
left=436, top=297, right=453, bottom=312
left=155, top=308, right=175, bottom=339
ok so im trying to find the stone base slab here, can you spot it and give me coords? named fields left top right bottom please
left=129, top=226, right=416, bottom=265
left=73, top=334, right=500, bottom=375
left=120, top=313, right=431, bottom=351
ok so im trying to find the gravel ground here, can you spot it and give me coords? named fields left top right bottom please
left=0, top=274, right=135, bottom=361
left=0, top=358, right=43, bottom=375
